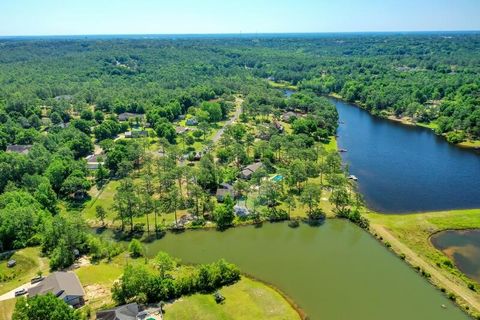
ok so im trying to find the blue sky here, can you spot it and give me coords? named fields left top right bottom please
left=0, top=0, right=479, bottom=36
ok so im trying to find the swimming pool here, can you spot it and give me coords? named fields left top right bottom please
left=271, top=174, right=283, bottom=182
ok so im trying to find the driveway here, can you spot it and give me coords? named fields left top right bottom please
left=212, top=97, right=243, bottom=144
left=0, top=281, right=41, bottom=301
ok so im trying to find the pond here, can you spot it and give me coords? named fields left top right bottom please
left=142, top=221, right=468, bottom=320
left=333, top=98, right=480, bottom=213
left=431, top=229, right=480, bottom=283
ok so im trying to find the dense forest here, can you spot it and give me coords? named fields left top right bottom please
left=0, top=33, right=477, bottom=266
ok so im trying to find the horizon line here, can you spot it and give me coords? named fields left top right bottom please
left=1, top=30, right=480, bottom=38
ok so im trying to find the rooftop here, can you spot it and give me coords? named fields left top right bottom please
left=28, top=272, right=84, bottom=298
left=6, top=145, right=33, bottom=155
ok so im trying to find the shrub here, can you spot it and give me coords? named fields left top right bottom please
left=128, top=239, right=144, bottom=258
left=447, top=292, right=456, bottom=301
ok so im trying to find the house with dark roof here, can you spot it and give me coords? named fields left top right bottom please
left=240, top=162, right=263, bottom=180
left=118, top=112, right=145, bottom=122
left=216, top=183, right=234, bottom=202
left=28, top=272, right=85, bottom=307
left=6, top=145, right=33, bottom=155
left=96, top=303, right=139, bottom=320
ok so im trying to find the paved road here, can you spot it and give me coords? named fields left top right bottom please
left=211, top=97, right=243, bottom=144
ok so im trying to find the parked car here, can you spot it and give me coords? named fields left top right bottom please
left=7, top=260, right=16, bottom=268
left=14, top=289, right=27, bottom=296
left=31, top=275, right=44, bottom=284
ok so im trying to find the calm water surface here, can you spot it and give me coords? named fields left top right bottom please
left=431, top=230, right=480, bottom=283
left=334, top=99, right=480, bottom=213
left=143, top=221, right=468, bottom=320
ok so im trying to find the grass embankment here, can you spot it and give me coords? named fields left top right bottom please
left=164, top=277, right=301, bottom=320
left=74, top=254, right=301, bottom=320
left=0, top=247, right=49, bottom=295
left=367, top=208, right=480, bottom=316
left=0, top=247, right=49, bottom=320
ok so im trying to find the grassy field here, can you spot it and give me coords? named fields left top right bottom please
left=0, top=247, right=49, bottom=295
left=0, top=298, right=16, bottom=320
left=75, top=254, right=127, bottom=312
left=267, top=80, right=298, bottom=91
left=164, top=277, right=301, bottom=320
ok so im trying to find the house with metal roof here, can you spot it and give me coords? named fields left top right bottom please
left=6, top=145, right=33, bottom=155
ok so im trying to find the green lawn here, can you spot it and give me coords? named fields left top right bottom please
left=367, top=208, right=480, bottom=284
left=0, top=299, right=16, bottom=320
left=164, top=277, right=301, bottom=320
left=0, top=247, right=49, bottom=295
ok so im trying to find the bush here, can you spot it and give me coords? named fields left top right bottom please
left=128, top=239, right=144, bottom=258
left=447, top=292, right=456, bottom=301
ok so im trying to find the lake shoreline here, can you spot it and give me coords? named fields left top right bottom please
left=328, top=93, right=480, bottom=151
left=367, top=208, right=480, bottom=319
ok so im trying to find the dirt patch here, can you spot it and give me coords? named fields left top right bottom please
left=84, top=284, right=109, bottom=302
left=66, top=256, right=91, bottom=271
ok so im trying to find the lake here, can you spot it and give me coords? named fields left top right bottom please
left=144, top=221, right=468, bottom=320
left=333, top=99, right=480, bottom=213
left=431, top=230, right=480, bottom=283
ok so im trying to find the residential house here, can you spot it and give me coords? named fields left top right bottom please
left=216, top=183, right=234, bottom=202
left=85, top=153, right=105, bottom=170
left=96, top=303, right=139, bottom=320
left=186, top=118, right=198, bottom=126
left=125, top=130, right=148, bottom=139
left=175, top=126, right=189, bottom=134
left=118, top=112, right=145, bottom=122
left=281, top=111, right=297, bottom=122
left=6, top=145, right=33, bottom=155
left=240, top=162, right=263, bottom=180
left=28, top=272, right=85, bottom=307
